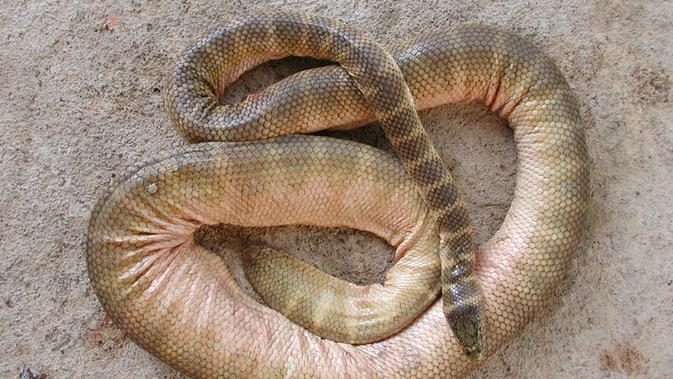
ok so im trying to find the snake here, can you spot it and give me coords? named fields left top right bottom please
left=86, top=12, right=589, bottom=379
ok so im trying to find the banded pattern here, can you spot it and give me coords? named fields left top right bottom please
left=242, top=223, right=440, bottom=345
left=164, top=12, right=483, bottom=355
left=86, top=13, right=589, bottom=379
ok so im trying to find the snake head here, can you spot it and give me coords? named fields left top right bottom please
left=446, top=303, right=483, bottom=359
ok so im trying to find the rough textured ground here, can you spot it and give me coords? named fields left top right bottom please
left=1, top=1, right=672, bottom=378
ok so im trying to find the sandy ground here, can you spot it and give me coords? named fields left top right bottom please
left=1, top=1, right=672, bottom=378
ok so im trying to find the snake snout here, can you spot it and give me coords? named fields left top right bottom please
left=446, top=304, right=483, bottom=359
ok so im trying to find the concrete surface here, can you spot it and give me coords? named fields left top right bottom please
left=1, top=1, right=672, bottom=378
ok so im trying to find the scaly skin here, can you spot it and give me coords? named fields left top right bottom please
left=86, top=13, right=589, bottom=378
left=163, top=12, right=484, bottom=355
left=165, top=14, right=482, bottom=357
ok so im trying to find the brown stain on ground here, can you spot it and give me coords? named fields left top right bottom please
left=631, top=66, right=671, bottom=106
left=599, top=342, right=649, bottom=376
left=84, top=314, right=127, bottom=351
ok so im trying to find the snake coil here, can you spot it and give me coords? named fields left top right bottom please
left=87, top=13, right=589, bottom=378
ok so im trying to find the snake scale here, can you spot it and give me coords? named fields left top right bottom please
left=86, top=12, right=589, bottom=378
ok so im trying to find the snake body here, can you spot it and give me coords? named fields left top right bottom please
left=86, top=13, right=589, bottom=378
left=164, top=13, right=484, bottom=355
